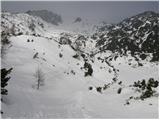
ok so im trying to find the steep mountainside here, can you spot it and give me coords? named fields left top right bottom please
left=94, top=11, right=159, bottom=62
left=1, top=12, right=52, bottom=36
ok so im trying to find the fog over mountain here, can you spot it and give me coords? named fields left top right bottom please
left=2, top=1, right=158, bottom=24
left=26, top=10, right=63, bottom=25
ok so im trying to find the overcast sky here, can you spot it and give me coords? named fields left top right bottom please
left=1, top=1, right=159, bottom=23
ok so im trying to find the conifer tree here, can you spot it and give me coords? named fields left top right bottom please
left=1, top=68, right=13, bottom=95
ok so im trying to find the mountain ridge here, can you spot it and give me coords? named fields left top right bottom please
left=26, top=10, right=63, bottom=25
left=94, top=11, right=159, bottom=62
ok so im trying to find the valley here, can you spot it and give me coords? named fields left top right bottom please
left=1, top=10, right=159, bottom=118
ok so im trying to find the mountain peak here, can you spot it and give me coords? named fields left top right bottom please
left=74, top=17, right=82, bottom=23
left=26, top=10, right=63, bottom=25
left=140, top=11, right=158, bottom=16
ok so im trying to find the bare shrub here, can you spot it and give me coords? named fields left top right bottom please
left=34, top=67, right=45, bottom=90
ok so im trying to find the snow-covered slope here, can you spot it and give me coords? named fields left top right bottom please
left=1, top=11, right=159, bottom=118
left=1, top=34, right=158, bottom=118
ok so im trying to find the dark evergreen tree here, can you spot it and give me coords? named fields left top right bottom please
left=1, top=68, right=13, bottom=95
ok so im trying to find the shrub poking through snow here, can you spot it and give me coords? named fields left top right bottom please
left=148, top=78, right=159, bottom=88
left=1, top=36, right=10, bottom=45
left=138, top=62, right=143, bottom=67
left=132, top=78, right=159, bottom=100
left=1, top=68, right=13, bottom=96
left=17, top=32, right=23, bottom=35
left=34, top=67, right=45, bottom=90
left=108, top=69, right=112, bottom=73
left=96, top=87, right=102, bottom=93
left=81, top=53, right=85, bottom=59
left=89, top=86, right=93, bottom=90
left=42, top=58, right=46, bottom=62
left=112, top=77, right=117, bottom=82
left=118, top=81, right=122, bottom=85
left=125, top=101, right=130, bottom=105
left=103, top=83, right=110, bottom=90
left=59, top=53, right=63, bottom=58
left=117, top=88, right=122, bottom=94
left=33, top=52, right=38, bottom=59
left=70, top=70, right=76, bottom=75
left=84, top=62, right=93, bottom=77
left=72, top=54, right=79, bottom=59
